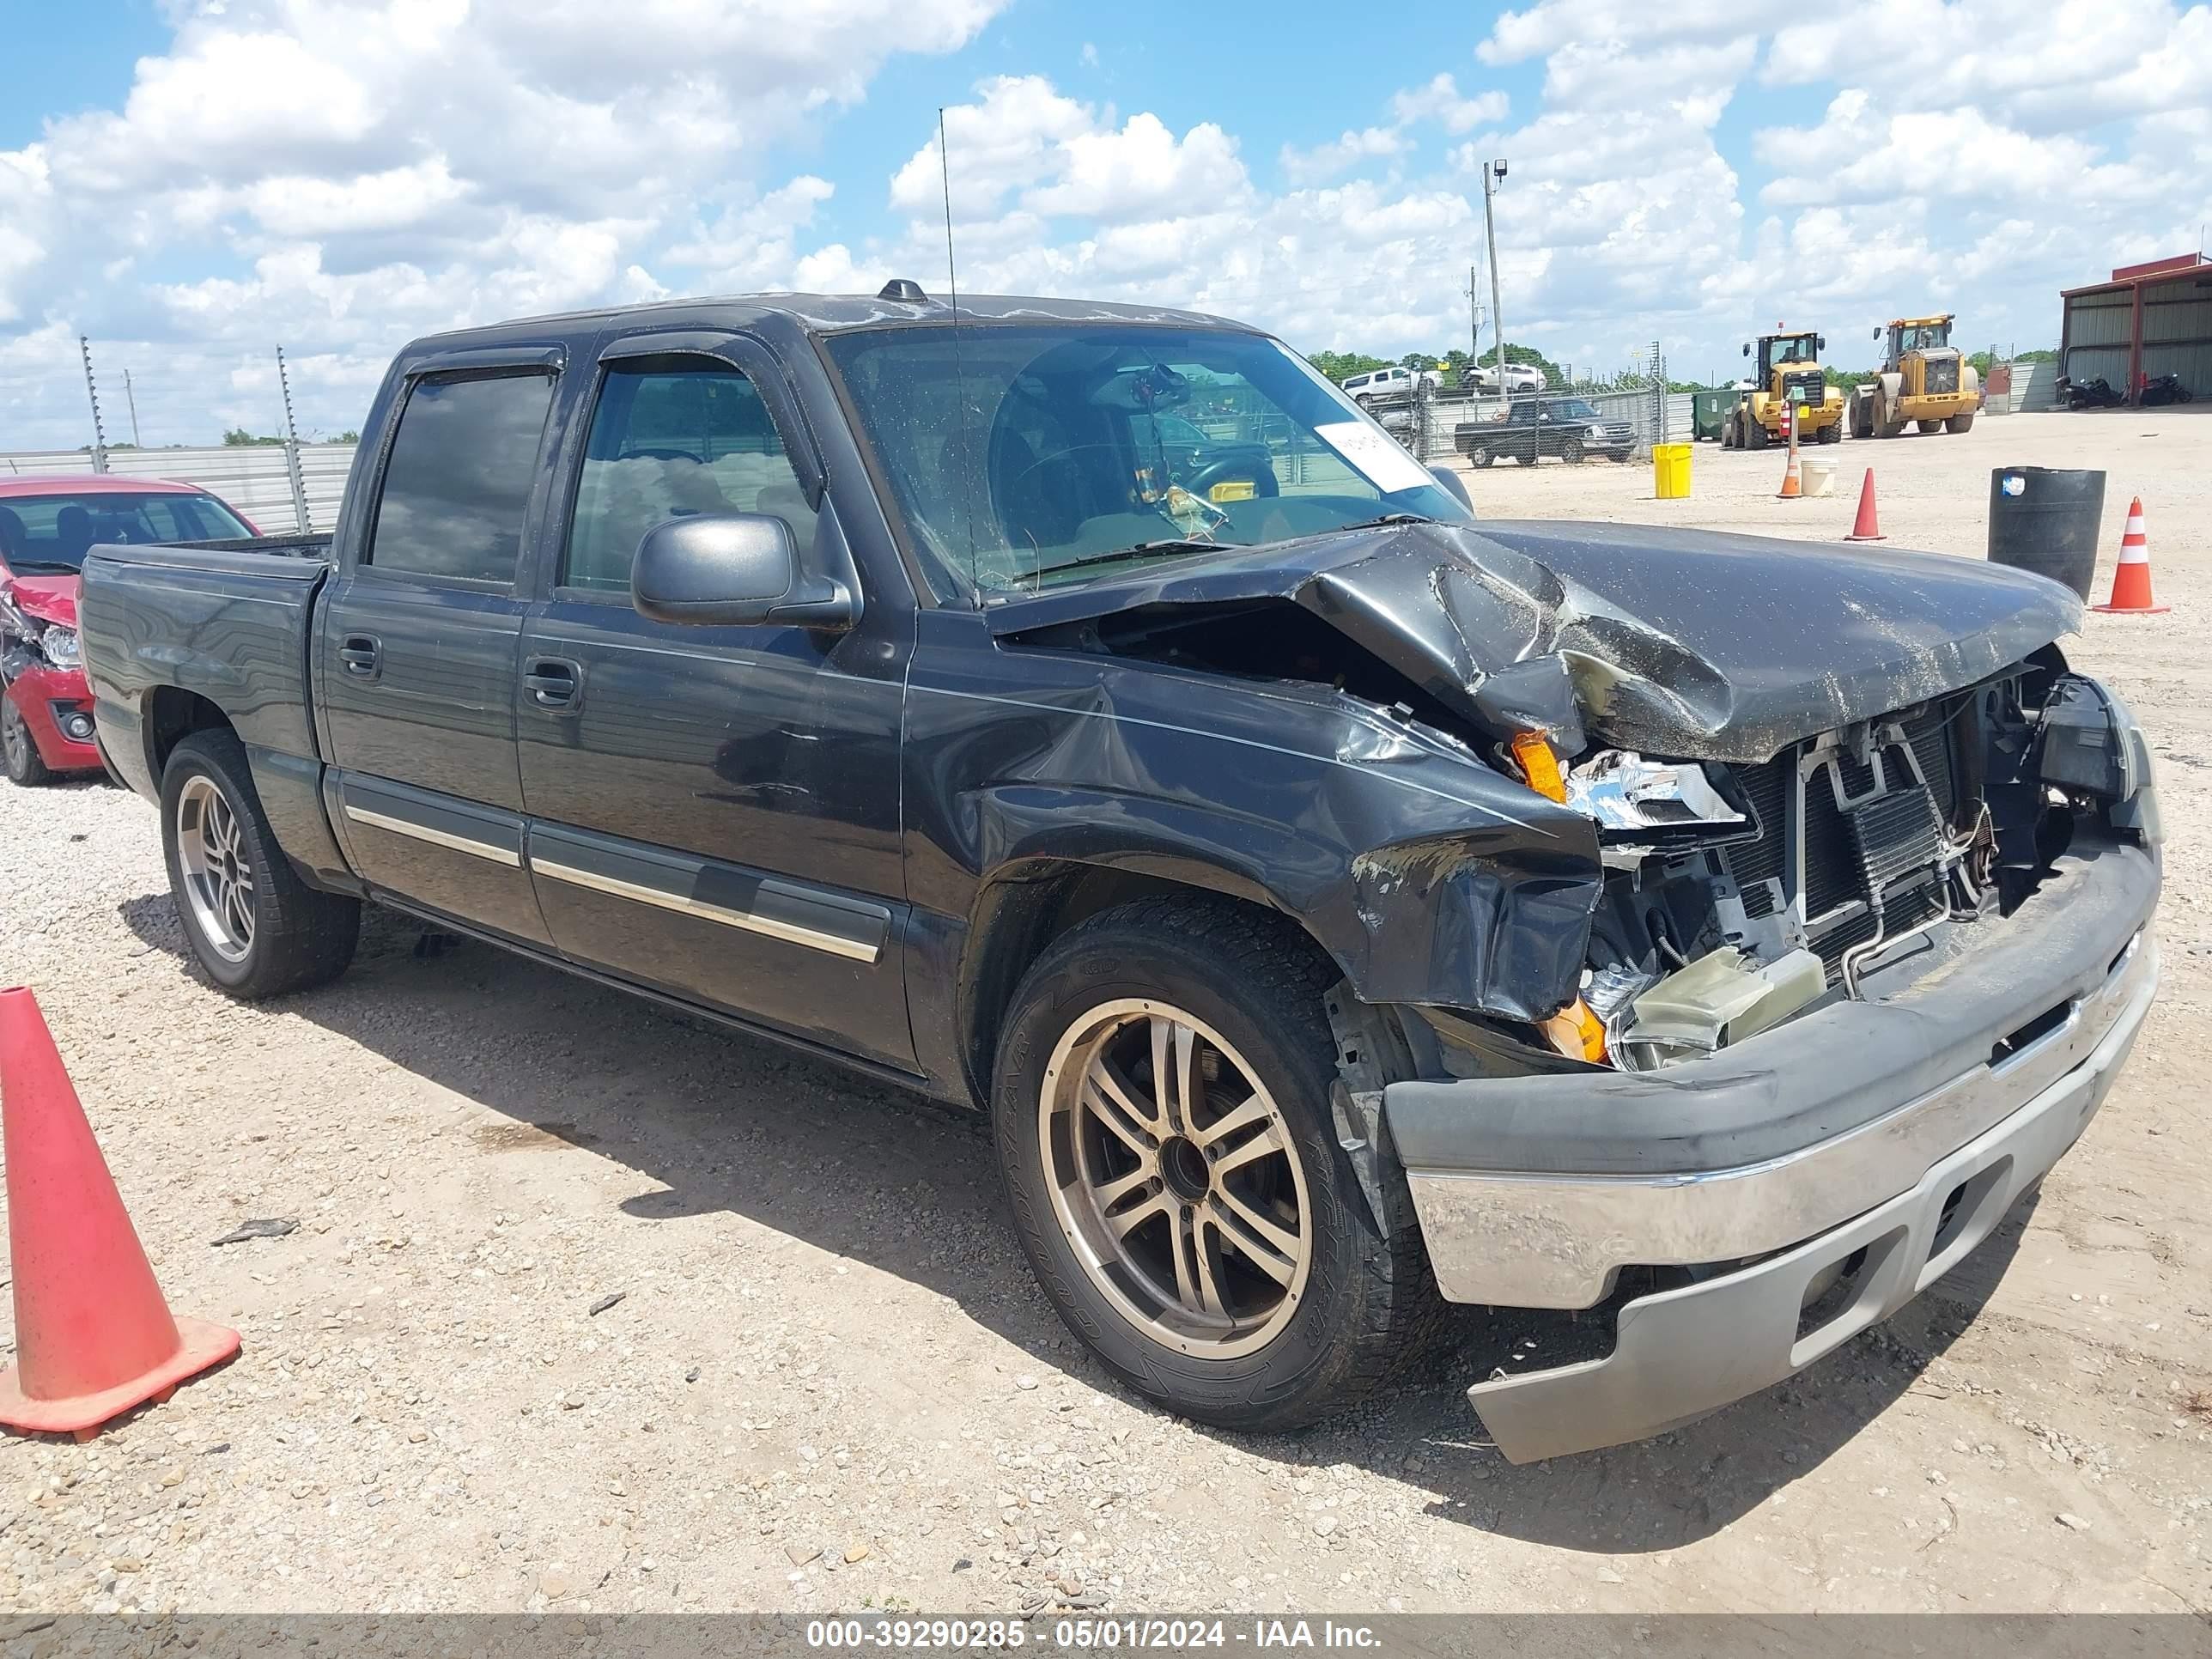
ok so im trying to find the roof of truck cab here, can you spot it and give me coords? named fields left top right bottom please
left=404, top=291, right=1258, bottom=353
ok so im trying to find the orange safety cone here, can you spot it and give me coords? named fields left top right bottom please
left=1776, top=441, right=1803, bottom=499
left=1844, top=468, right=1886, bottom=541
left=2093, top=497, right=2168, bottom=615
left=0, top=988, right=239, bottom=1438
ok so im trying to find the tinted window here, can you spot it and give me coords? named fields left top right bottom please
left=562, top=360, right=816, bottom=594
left=367, top=372, right=555, bottom=582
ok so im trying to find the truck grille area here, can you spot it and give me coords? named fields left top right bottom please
left=1784, top=370, right=1826, bottom=406
left=1721, top=702, right=1966, bottom=985
left=1924, top=355, right=1961, bottom=395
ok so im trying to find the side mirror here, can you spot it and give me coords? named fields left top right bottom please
left=1816, top=335, right=1826, bottom=351
left=632, top=513, right=855, bottom=632
left=1427, top=465, right=1474, bottom=514
left=1741, top=343, right=1750, bottom=357
left=1873, top=326, right=1882, bottom=340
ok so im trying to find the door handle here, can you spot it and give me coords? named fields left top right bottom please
left=338, top=634, right=382, bottom=679
left=523, top=657, right=584, bottom=711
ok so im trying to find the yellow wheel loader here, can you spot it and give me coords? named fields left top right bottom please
left=1849, top=315, right=1981, bottom=439
left=1721, top=329, right=1846, bottom=450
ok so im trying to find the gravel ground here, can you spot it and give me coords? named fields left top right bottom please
left=0, top=410, right=2208, bottom=1617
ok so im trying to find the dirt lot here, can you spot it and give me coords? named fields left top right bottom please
left=1, top=410, right=2208, bottom=1618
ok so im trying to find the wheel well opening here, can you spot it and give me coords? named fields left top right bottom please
left=957, top=864, right=1332, bottom=1108
left=144, top=688, right=234, bottom=779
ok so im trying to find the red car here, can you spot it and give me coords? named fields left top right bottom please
left=1, top=474, right=258, bottom=785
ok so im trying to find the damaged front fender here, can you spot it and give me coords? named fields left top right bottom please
left=902, top=614, right=1603, bottom=1035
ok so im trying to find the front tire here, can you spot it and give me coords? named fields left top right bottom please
left=992, top=898, right=1438, bottom=1432
left=160, top=730, right=361, bottom=998
left=2, top=697, right=52, bottom=787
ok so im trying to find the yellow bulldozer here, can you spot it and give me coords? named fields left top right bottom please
left=1721, top=328, right=1846, bottom=449
left=1849, top=314, right=1980, bottom=438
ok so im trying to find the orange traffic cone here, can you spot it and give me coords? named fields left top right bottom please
left=1776, top=441, right=1802, bottom=499
left=2093, top=497, right=2168, bottom=615
left=0, top=988, right=239, bottom=1438
left=1844, top=469, right=1886, bottom=541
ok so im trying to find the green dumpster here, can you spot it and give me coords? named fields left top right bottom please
left=1691, top=387, right=1732, bottom=442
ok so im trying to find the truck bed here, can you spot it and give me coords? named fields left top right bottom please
left=77, top=537, right=333, bottom=805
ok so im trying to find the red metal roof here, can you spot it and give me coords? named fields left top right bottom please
left=2063, top=252, right=2210, bottom=299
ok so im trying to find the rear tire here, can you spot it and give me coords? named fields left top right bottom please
left=2, top=697, right=52, bottom=787
left=991, top=897, right=1441, bottom=1432
left=1917, top=418, right=1945, bottom=434
left=1947, top=412, right=1976, bottom=434
left=160, top=730, right=360, bottom=999
left=1745, top=415, right=1769, bottom=452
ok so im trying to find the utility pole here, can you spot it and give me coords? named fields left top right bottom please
left=1466, top=264, right=1481, bottom=362
left=79, top=336, right=110, bottom=473
left=1480, top=159, right=1508, bottom=386
left=122, top=368, right=143, bottom=447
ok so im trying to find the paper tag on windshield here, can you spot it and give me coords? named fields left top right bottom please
left=1316, top=422, right=1435, bottom=496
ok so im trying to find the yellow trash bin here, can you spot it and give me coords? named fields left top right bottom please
left=1653, top=442, right=1692, bottom=500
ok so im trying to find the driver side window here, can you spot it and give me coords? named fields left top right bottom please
left=563, top=358, right=818, bottom=594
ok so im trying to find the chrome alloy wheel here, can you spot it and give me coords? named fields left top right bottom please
left=175, top=774, right=255, bottom=963
left=1038, top=1000, right=1313, bottom=1358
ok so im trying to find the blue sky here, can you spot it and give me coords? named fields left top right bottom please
left=3, top=1, right=2207, bottom=447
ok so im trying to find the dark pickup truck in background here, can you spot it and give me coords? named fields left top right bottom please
left=1454, top=396, right=1637, bottom=467
left=80, top=288, right=2160, bottom=1462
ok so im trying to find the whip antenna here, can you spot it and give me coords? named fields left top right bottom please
left=939, top=106, right=981, bottom=599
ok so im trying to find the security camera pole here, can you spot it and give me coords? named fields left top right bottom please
left=1481, top=158, right=1508, bottom=392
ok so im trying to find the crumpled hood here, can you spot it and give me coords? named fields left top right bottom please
left=1, top=573, right=79, bottom=629
left=986, top=518, right=2081, bottom=763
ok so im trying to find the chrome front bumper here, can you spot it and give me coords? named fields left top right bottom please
left=1401, top=927, right=2156, bottom=1310
left=1462, top=939, right=2154, bottom=1462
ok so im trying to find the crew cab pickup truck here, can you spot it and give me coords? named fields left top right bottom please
left=79, top=287, right=2160, bottom=1462
left=1454, top=397, right=1637, bottom=468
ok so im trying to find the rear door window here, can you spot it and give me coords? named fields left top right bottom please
left=366, top=372, right=556, bottom=583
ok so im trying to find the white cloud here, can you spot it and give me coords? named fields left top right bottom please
left=1389, top=73, right=1509, bottom=135
left=1279, top=127, right=1405, bottom=187
left=0, top=0, right=1007, bottom=444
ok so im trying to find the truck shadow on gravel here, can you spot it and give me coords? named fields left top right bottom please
left=122, top=893, right=2033, bottom=1554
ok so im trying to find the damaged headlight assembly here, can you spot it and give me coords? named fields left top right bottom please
left=38, top=625, right=82, bottom=670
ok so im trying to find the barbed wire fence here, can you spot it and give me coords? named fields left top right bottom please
left=2, top=338, right=359, bottom=533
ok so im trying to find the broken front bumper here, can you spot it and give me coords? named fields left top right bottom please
left=3, top=663, right=101, bottom=772
left=1382, top=835, right=2159, bottom=1462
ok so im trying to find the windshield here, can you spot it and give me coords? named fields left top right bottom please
left=0, top=489, right=253, bottom=574
left=823, top=324, right=1469, bottom=601
left=1899, top=321, right=1952, bottom=352
left=1770, top=336, right=1817, bottom=366
left=1548, top=399, right=1601, bottom=420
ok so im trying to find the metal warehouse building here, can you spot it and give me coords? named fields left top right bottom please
left=2060, top=252, right=2212, bottom=402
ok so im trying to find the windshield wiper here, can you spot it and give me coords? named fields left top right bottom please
left=1333, top=512, right=1435, bottom=531
left=1027, top=538, right=1236, bottom=581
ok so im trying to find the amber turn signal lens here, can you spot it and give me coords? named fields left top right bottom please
left=1540, top=997, right=1609, bottom=1064
left=1508, top=730, right=1567, bottom=803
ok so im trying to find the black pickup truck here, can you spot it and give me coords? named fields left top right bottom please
left=1454, top=397, right=1637, bottom=467
left=79, top=287, right=2160, bottom=1462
